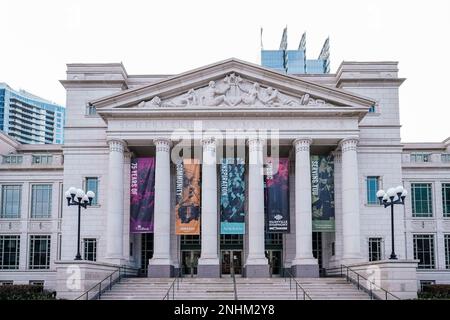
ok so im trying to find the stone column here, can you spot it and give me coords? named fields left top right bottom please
left=105, top=139, right=126, bottom=264
left=291, top=138, right=319, bottom=277
left=198, top=137, right=220, bottom=277
left=148, top=138, right=173, bottom=277
left=245, top=138, right=269, bottom=277
left=340, top=137, right=362, bottom=264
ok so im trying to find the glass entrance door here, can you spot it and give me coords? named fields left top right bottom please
left=140, top=233, right=153, bottom=276
left=265, top=250, right=282, bottom=276
left=221, top=250, right=242, bottom=275
left=312, top=232, right=323, bottom=270
left=181, top=250, right=200, bottom=277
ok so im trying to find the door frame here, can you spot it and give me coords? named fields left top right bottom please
left=180, top=249, right=201, bottom=277
left=220, top=249, right=243, bottom=276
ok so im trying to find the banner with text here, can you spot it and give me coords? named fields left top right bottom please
left=264, top=157, right=290, bottom=233
left=130, top=157, right=155, bottom=233
left=175, top=159, right=201, bottom=235
left=220, top=158, right=246, bottom=234
left=311, top=154, right=335, bottom=232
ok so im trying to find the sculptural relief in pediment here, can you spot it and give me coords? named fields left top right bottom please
left=137, top=73, right=334, bottom=108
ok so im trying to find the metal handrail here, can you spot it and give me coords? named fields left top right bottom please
left=162, top=269, right=182, bottom=300
left=284, top=270, right=312, bottom=300
left=327, top=265, right=400, bottom=300
left=231, top=266, right=238, bottom=300
left=75, top=265, right=139, bottom=300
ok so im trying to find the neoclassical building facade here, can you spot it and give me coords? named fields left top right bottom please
left=1, top=58, right=450, bottom=289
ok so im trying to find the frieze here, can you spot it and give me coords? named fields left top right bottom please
left=135, top=73, right=335, bottom=108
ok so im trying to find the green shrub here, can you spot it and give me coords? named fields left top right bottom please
left=418, top=284, right=450, bottom=300
left=0, top=285, right=57, bottom=300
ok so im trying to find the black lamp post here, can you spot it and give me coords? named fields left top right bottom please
left=376, top=186, right=408, bottom=260
left=65, top=187, right=95, bottom=261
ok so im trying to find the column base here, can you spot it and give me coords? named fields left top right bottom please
left=244, top=264, right=270, bottom=278
left=291, top=264, right=319, bottom=278
left=148, top=264, right=174, bottom=278
left=197, top=264, right=221, bottom=278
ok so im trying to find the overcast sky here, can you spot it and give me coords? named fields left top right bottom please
left=1, top=0, right=449, bottom=142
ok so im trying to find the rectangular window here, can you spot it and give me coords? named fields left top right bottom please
left=220, top=234, right=244, bottom=246
left=29, top=235, right=51, bottom=269
left=410, top=153, right=431, bottom=163
left=366, top=176, right=380, bottom=205
left=442, top=184, right=450, bottom=217
left=2, top=155, right=23, bottom=164
left=83, top=238, right=97, bottom=261
left=265, top=233, right=283, bottom=246
left=0, top=235, right=20, bottom=269
left=441, top=154, right=450, bottom=163
left=368, top=105, right=376, bottom=113
left=1, top=185, right=21, bottom=218
left=411, top=183, right=433, bottom=217
left=32, top=155, right=53, bottom=165
left=86, top=105, right=97, bottom=115
left=368, top=237, right=383, bottom=262
left=445, top=235, right=450, bottom=269
left=31, top=185, right=52, bottom=219
left=413, top=234, right=435, bottom=269
left=85, top=178, right=98, bottom=205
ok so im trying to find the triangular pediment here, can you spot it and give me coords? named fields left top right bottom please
left=91, top=58, right=375, bottom=116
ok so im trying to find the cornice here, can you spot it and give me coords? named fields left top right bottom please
left=59, top=80, right=128, bottom=90
left=337, top=78, right=406, bottom=88
left=97, top=106, right=369, bottom=121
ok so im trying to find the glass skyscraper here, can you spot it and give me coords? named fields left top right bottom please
left=0, top=83, right=65, bottom=144
left=261, top=29, right=330, bottom=75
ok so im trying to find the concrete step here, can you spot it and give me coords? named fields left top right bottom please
left=99, top=276, right=372, bottom=300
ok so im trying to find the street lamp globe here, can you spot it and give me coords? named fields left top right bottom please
left=82, top=195, right=89, bottom=204
left=395, top=185, right=404, bottom=196
left=86, top=190, right=95, bottom=200
left=386, top=188, right=396, bottom=198
left=69, top=187, right=77, bottom=197
left=76, top=189, right=85, bottom=200
left=376, top=189, right=386, bottom=200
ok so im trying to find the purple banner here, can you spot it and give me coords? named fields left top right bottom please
left=130, top=157, right=155, bottom=233
left=264, top=158, right=290, bottom=233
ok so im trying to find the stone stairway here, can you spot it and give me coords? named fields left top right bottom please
left=100, top=278, right=173, bottom=300
left=100, top=276, right=371, bottom=300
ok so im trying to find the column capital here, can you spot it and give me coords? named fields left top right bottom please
left=108, top=139, right=126, bottom=153
left=339, top=137, right=359, bottom=153
left=154, top=137, right=172, bottom=146
left=201, top=136, right=217, bottom=146
left=154, top=138, right=172, bottom=153
left=331, top=150, right=342, bottom=163
left=247, top=137, right=265, bottom=146
left=293, top=138, right=313, bottom=153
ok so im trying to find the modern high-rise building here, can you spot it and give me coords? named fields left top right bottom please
left=261, top=28, right=330, bottom=74
left=0, top=83, right=65, bottom=144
